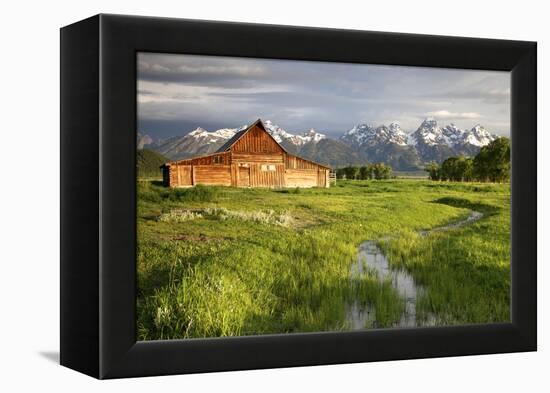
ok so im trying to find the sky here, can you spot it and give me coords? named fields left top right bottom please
left=137, top=52, right=510, bottom=140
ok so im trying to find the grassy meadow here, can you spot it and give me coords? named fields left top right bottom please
left=136, top=179, right=510, bottom=340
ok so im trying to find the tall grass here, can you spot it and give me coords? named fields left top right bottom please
left=139, top=182, right=223, bottom=204
left=136, top=179, right=510, bottom=340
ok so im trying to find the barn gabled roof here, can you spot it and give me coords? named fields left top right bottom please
left=216, top=119, right=289, bottom=154
left=159, top=150, right=230, bottom=168
left=215, top=129, right=248, bottom=153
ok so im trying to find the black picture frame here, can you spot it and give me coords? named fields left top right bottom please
left=60, top=14, right=537, bottom=379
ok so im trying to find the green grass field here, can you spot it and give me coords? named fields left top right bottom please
left=136, top=179, right=510, bottom=340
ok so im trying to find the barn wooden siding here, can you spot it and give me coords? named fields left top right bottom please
left=284, top=154, right=320, bottom=170
left=161, top=120, right=331, bottom=189
left=194, top=166, right=231, bottom=186
left=231, top=125, right=282, bottom=154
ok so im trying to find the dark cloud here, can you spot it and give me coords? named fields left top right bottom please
left=137, top=52, right=511, bottom=138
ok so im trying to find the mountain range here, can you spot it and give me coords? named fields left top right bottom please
left=138, top=118, right=499, bottom=170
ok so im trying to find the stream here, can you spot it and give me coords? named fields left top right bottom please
left=346, top=210, right=483, bottom=330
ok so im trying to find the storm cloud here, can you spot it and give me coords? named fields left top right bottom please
left=137, top=52, right=510, bottom=139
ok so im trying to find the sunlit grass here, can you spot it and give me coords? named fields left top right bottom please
left=137, top=179, right=510, bottom=340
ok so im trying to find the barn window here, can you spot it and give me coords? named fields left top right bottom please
left=213, top=156, right=223, bottom=164
left=261, top=164, right=276, bottom=172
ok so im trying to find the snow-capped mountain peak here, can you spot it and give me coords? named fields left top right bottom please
left=262, top=120, right=326, bottom=145
left=341, top=122, right=407, bottom=147
left=187, top=127, right=208, bottom=137
left=463, top=124, right=494, bottom=147
left=297, top=128, right=326, bottom=143
left=408, top=118, right=498, bottom=149
left=409, top=118, right=446, bottom=146
left=387, top=122, right=408, bottom=145
left=346, top=123, right=374, bottom=135
left=388, top=122, right=402, bottom=133
left=342, top=124, right=374, bottom=144
left=440, top=123, right=465, bottom=144
left=421, top=117, right=437, bottom=126
left=262, top=120, right=296, bottom=143
left=187, top=125, right=245, bottom=144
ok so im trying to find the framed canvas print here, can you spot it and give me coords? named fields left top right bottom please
left=60, top=14, right=536, bottom=379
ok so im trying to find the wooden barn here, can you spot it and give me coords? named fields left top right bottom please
left=161, top=119, right=331, bottom=188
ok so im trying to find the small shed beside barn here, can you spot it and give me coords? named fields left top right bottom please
left=161, top=119, right=331, bottom=188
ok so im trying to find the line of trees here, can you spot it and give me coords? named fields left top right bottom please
left=425, top=137, right=510, bottom=182
left=336, top=163, right=393, bottom=180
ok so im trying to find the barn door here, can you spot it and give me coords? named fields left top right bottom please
left=176, top=164, right=192, bottom=186
left=238, top=166, right=250, bottom=187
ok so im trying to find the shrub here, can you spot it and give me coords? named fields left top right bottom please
left=428, top=137, right=510, bottom=183
left=158, top=207, right=294, bottom=227
left=168, top=184, right=221, bottom=202
left=158, top=210, right=203, bottom=223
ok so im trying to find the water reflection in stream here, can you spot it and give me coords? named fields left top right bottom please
left=346, top=211, right=482, bottom=330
